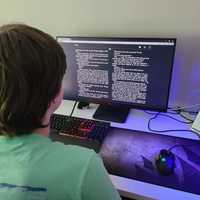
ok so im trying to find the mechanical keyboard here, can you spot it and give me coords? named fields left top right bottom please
left=50, top=114, right=110, bottom=145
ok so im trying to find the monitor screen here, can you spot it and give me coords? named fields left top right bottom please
left=57, top=37, right=176, bottom=121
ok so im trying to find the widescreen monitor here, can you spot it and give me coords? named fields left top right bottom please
left=57, top=36, right=176, bottom=123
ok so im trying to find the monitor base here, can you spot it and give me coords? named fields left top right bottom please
left=93, top=105, right=130, bottom=123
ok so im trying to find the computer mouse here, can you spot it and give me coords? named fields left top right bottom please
left=155, top=149, right=175, bottom=176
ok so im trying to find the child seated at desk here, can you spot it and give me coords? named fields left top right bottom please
left=0, top=23, right=121, bottom=200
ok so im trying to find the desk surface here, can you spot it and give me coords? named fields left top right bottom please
left=54, top=100, right=200, bottom=200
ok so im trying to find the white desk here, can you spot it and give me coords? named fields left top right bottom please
left=55, top=100, right=200, bottom=200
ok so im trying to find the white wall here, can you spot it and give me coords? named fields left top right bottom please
left=1, top=0, right=200, bottom=110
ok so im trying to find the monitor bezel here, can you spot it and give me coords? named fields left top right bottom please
left=57, top=36, right=176, bottom=112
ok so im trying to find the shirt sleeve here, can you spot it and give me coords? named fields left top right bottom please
left=81, top=152, right=121, bottom=200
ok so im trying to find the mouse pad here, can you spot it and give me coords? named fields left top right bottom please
left=100, top=128, right=200, bottom=195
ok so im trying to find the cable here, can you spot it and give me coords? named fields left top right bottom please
left=168, top=106, right=196, bottom=123
left=147, top=112, right=195, bottom=133
left=144, top=111, right=192, bottom=124
left=144, top=110, right=177, bottom=115
left=178, top=112, right=194, bottom=123
left=148, top=124, right=194, bottom=133
left=69, top=101, right=78, bottom=117
left=169, top=104, right=200, bottom=111
left=168, top=143, right=200, bottom=152
left=159, top=113, right=192, bottom=124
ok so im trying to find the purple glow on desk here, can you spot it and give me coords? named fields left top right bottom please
left=100, top=128, right=200, bottom=196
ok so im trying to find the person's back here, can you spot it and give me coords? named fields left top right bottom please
left=0, top=24, right=121, bottom=200
left=0, top=134, right=120, bottom=200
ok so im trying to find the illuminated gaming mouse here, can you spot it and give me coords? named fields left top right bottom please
left=155, top=149, right=175, bottom=176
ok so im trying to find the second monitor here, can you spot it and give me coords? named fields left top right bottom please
left=57, top=37, right=176, bottom=123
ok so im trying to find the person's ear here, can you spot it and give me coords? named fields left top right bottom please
left=49, top=86, right=64, bottom=112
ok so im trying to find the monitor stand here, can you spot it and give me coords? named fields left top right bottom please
left=93, top=105, right=130, bottom=123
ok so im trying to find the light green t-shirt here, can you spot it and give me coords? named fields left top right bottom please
left=0, top=134, right=121, bottom=200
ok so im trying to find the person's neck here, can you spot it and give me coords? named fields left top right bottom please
left=34, top=126, right=50, bottom=137
left=34, top=112, right=51, bottom=137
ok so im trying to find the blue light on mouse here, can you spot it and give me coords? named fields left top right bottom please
left=161, top=157, right=166, bottom=162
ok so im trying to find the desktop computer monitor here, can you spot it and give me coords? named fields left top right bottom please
left=57, top=36, right=176, bottom=123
